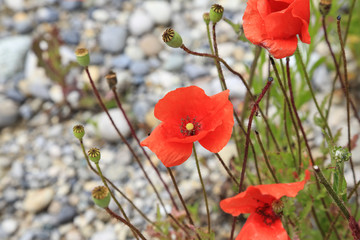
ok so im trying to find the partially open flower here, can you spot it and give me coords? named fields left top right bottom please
left=210, top=4, right=224, bottom=23
left=88, top=147, right=101, bottom=164
left=220, top=170, right=310, bottom=240
left=162, top=28, right=183, bottom=48
left=73, top=125, right=85, bottom=139
left=92, top=186, right=111, bottom=208
left=75, top=48, right=90, bottom=67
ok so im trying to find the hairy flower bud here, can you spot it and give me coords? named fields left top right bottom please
left=75, top=48, right=90, bottom=67
left=162, top=28, right=183, bottom=48
left=210, top=4, right=224, bottom=23
left=203, top=12, right=210, bottom=25
left=92, top=186, right=111, bottom=208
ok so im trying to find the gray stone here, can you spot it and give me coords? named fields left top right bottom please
left=99, top=26, right=127, bottom=53
left=36, top=7, right=59, bottom=23
left=130, top=60, right=150, bottom=76
left=60, top=1, right=82, bottom=11
left=89, top=52, right=104, bottom=65
left=128, top=9, right=154, bottom=36
left=0, top=97, right=19, bottom=128
left=0, top=36, right=32, bottom=83
left=91, top=8, right=110, bottom=22
left=90, top=226, right=117, bottom=240
left=184, top=64, right=209, bottom=79
left=133, top=100, right=151, bottom=122
left=162, top=54, right=184, bottom=71
left=10, top=161, right=24, bottom=180
left=139, top=34, right=163, bottom=57
left=4, top=0, right=24, bottom=11
left=111, top=54, right=131, bottom=69
left=13, top=12, right=34, bottom=34
left=54, top=205, right=77, bottom=225
left=60, top=30, right=80, bottom=45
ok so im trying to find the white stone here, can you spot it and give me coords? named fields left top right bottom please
left=1, top=218, right=18, bottom=235
left=23, top=187, right=55, bottom=213
left=96, top=109, right=131, bottom=142
left=143, top=1, right=171, bottom=25
left=128, top=9, right=154, bottom=36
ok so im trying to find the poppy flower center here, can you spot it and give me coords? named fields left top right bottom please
left=255, top=203, right=280, bottom=226
left=180, top=116, right=201, bottom=136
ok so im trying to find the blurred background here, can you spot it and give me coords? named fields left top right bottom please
left=1, top=0, right=360, bottom=239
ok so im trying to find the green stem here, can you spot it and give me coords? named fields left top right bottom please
left=313, top=165, right=350, bottom=220
left=193, top=144, right=211, bottom=234
left=294, top=48, right=333, bottom=140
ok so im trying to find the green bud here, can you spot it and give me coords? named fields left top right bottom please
left=105, top=71, right=118, bottom=90
left=210, top=4, right=224, bottom=23
left=92, top=186, right=111, bottom=208
left=332, top=146, right=351, bottom=163
left=75, top=48, right=90, bottom=67
left=88, top=147, right=101, bottom=164
left=73, top=125, right=85, bottom=139
left=162, top=28, right=183, bottom=48
left=203, top=12, right=210, bottom=25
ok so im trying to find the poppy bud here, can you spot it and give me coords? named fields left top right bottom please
left=92, top=186, right=111, bottom=208
left=210, top=4, right=224, bottom=23
left=88, top=147, right=101, bottom=164
left=73, top=125, right=85, bottom=139
left=162, top=28, right=183, bottom=48
left=319, top=0, right=332, bottom=16
left=105, top=71, right=118, bottom=90
left=75, top=48, right=90, bottom=67
left=272, top=199, right=284, bottom=216
left=203, top=12, right=210, bottom=25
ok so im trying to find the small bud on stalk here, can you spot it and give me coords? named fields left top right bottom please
left=92, top=186, right=111, bottom=208
left=75, top=48, right=90, bottom=67
left=319, top=0, right=332, bottom=16
left=210, top=4, right=224, bottom=23
left=162, top=28, right=183, bottom=48
left=203, top=12, right=210, bottom=25
left=88, top=147, right=101, bottom=164
left=73, top=125, right=85, bottom=139
left=105, top=71, right=118, bottom=90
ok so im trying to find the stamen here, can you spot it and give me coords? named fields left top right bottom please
left=180, top=116, right=201, bottom=136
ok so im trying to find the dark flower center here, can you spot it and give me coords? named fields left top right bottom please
left=180, top=116, right=201, bottom=136
left=255, top=203, right=280, bottom=226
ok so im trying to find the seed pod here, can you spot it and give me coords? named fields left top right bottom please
left=162, top=28, right=183, bottom=48
left=92, top=186, right=111, bottom=208
left=75, top=48, right=90, bottom=67
left=319, top=0, right=332, bottom=16
left=210, top=4, right=224, bottom=23
left=105, top=71, right=118, bottom=90
left=88, top=147, right=101, bottom=164
left=73, top=125, right=85, bottom=139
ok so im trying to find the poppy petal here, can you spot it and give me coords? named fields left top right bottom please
left=220, top=187, right=275, bottom=216
left=254, top=170, right=311, bottom=199
left=264, top=11, right=303, bottom=40
left=235, top=213, right=290, bottom=240
left=141, top=123, right=193, bottom=167
left=291, top=0, right=311, bottom=43
left=243, top=0, right=268, bottom=45
left=199, top=101, right=234, bottom=153
left=154, top=86, right=212, bottom=123
left=261, top=36, right=298, bottom=59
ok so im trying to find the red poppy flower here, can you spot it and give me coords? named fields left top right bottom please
left=220, top=170, right=311, bottom=240
left=242, top=0, right=311, bottom=59
left=140, top=86, right=234, bottom=167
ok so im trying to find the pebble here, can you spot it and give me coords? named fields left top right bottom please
left=23, top=187, right=55, bottom=213
left=60, top=30, right=80, bottom=45
left=0, top=219, right=18, bottom=236
left=128, top=9, right=154, bottom=36
left=99, top=26, right=127, bottom=53
left=162, top=54, right=185, bottom=71
left=183, top=64, right=209, bottom=79
left=4, top=0, right=24, bottom=11
left=143, top=1, right=172, bottom=25
left=96, top=109, right=131, bottom=142
left=129, top=60, right=150, bottom=76
left=60, top=0, right=82, bottom=11
left=13, top=12, right=34, bottom=34
left=54, top=205, right=77, bottom=225
left=125, top=44, right=145, bottom=60
left=36, top=7, right=59, bottom=23
left=91, top=8, right=110, bottom=23
left=111, top=54, right=131, bottom=69
left=0, top=35, right=32, bottom=83
left=139, top=34, right=163, bottom=57
left=0, top=97, right=19, bottom=128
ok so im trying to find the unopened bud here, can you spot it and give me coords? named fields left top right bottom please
left=203, top=12, right=210, bottom=25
